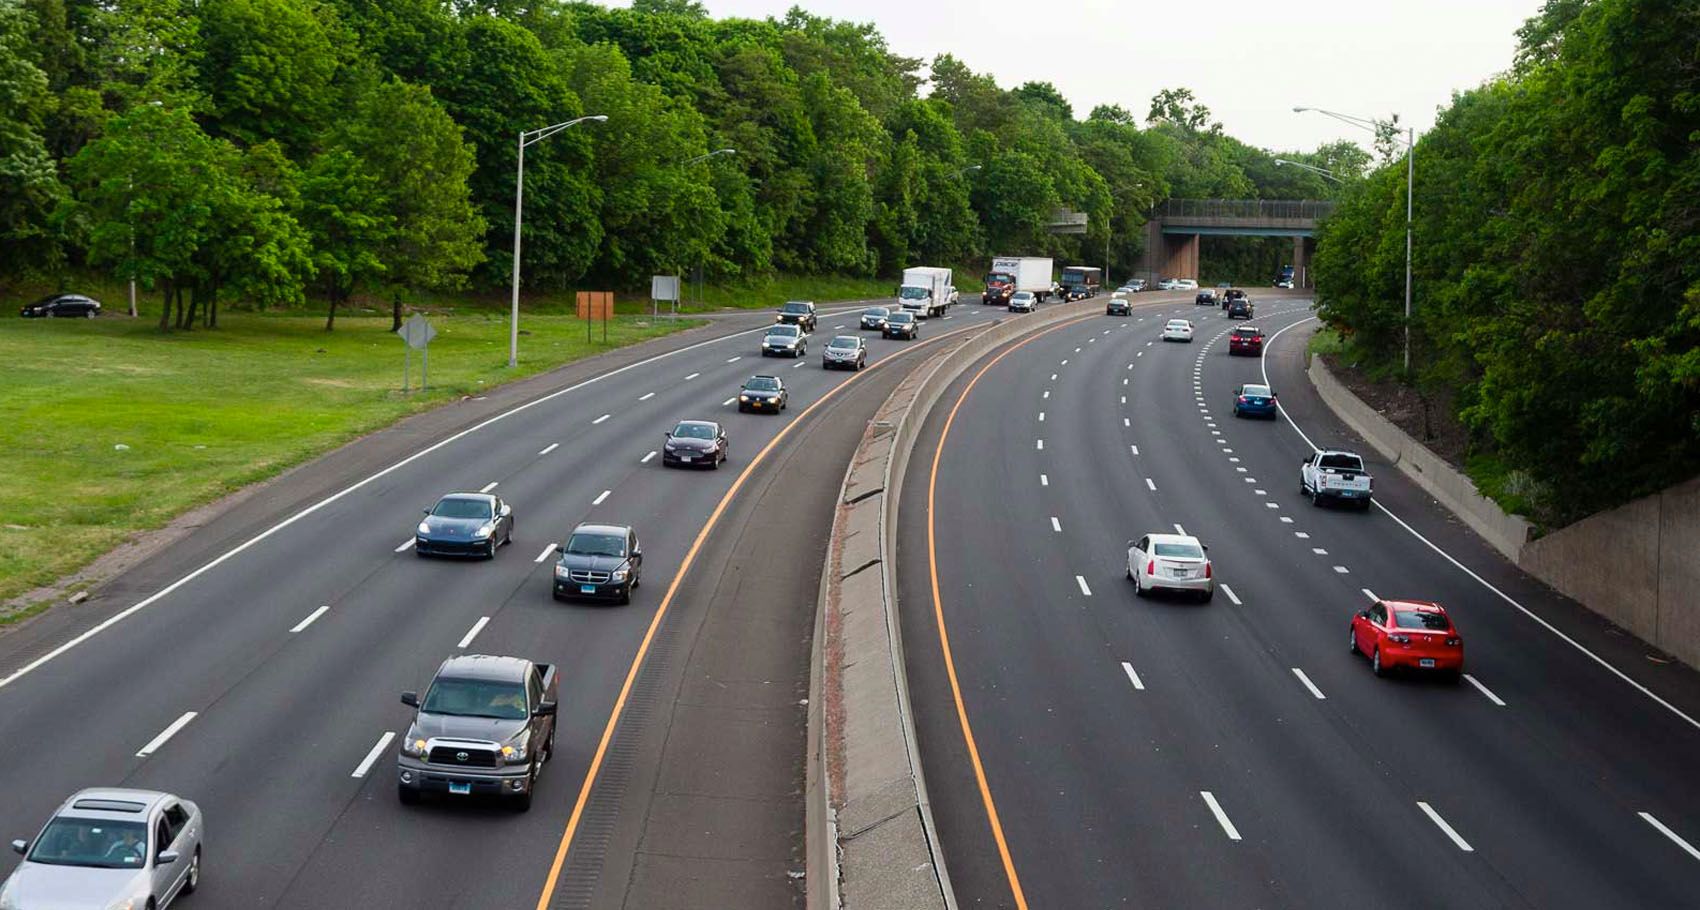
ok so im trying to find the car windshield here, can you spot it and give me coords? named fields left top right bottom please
left=1242, top=385, right=1272, bottom=397
left=745, top=377, right=779, bottom=392
left=432, top=498, right=491, bottom=519
left=1153, top=542, right=1205, bottom=558
left=1394, top=610, right=1452, bottom=631
left=898, top=286, right=928, bottom=300
left=566, top=532, right=626, bottom=557
left=27, top=818, right=148, bottom=869
left=767, top=325, right=800, bottom=337
left=781, top=303, right=810, bottom=314
left=863, top=307, right=888, bottom=317
left=985, top=272, right=1012, bottom=284
left=888, top=313, right=913, bottom=323
left=1014, top=293, right=1033, bottom=300
left=828, top=337, right=858, bottom=349
left=422, top=677, right=528, bottom=719
left=673, top=423, right=716, bottom=440
left=1319, top=453, right=1364, bottom=471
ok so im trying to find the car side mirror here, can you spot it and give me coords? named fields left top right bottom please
left=1357, top=610, right=1370, bottom=619
left=1202, top=545, right=1209, bottom=551
left=422, top=508, right=431, bottom=515
left=401, top=691, right=419, bottom=708
left=632, top=548, right=642, bottom=559
left=500, top=504, right=512, bottom=517
left=10, top=839, right=26, bottom=856
left=156, top=850, right=180, bottom=866
left=556, top=544, right=566, bottom=554
left=535, top=700, right=558, bottom=717
left=1125, top=540, right=1135, bottom=549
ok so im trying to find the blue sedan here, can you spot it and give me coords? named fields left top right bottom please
left=415, top=492, right=513, bottom=558
left=1232, top=383, right=1279, bottom=419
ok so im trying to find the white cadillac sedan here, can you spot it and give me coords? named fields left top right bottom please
left=1161, top=319, right=1195, bottom=342
left=1127, top=533, right=1214, bottom=601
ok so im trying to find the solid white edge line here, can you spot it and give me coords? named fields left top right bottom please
left=479, top=481, right=498, bottom=493
left=1076, top=575, right=1092, bottom=596
left=1121, top=661, right=1145, bottom=691
left=1051, top=517, right=1062, bottom=533
left=1200, top=791, right=1242, bottom=841
left=1219, top=584, right=1241, bottom=606
left=1262, top=314, right=1700, bottom=732
left=352, top=731, right=396, bottom=779
left=592, top=489, right=612, bottom=506
left=137, top=711, right=197, bottom=757
left=1463, top=674, right=1507, bottom=707
left=1416, top=801, right=1474, bottom=852
left=0, top=304, right=903, bottom=693
left=1639, top=811, right=1700, bottom=862
left=534, top=543, right=557, bottom=564
left=289, top=605, right=330, bottom=633
left=457, top=616, right=490, bottom=649
left=641, top=451, right=656, bottom=463
left=592, top=413, right=611, bottom=425
left=1291, top=667, right=1327, bottom=700
left=538, top=442, right=559, bottom=455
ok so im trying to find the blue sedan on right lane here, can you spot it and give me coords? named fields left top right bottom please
left=1231, top=383, right=1279, bottom=419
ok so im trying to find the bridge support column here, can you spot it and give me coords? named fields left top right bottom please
left=1161, top=233, right=1199, bottom=281
left=1293, top=236, right=1316, bottom=287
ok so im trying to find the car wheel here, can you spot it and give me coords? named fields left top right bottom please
left=399, top=784, right=421, bottom=805
left=1349, top=628, right=1359, bottom=654
left=86, top=310, right=97, bottom=319
left=1133, top=575, right=1147, bottom=597
left=183, top=847, right=201, bottom=893
left=1200, top=588, right=1214, bottom=603
left=486, top=539, right=498, bottom=559
left=1312, top=492, right=1325, bottom=508
left=512, top=779, right=533, bottom=812
left=619, top=583, right=632, bottom=605
left=1372, top=648, right=1386, bottom=677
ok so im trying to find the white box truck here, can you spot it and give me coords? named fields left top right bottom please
left=983, top=257, right=1054, bottom=305
left=898, top=266, right=955, bottom=319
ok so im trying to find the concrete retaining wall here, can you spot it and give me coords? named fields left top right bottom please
left=1520, top=476, right=1700, bottom=669
left=1307, top=352, right=1700, bottom=670
left=806, top=296, right=1127, bottom=909
left=1307, top=356, right=1533, bottom=561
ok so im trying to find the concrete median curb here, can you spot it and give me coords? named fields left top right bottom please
left=806, top=294, right=1195, bottom=908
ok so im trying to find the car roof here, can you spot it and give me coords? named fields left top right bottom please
left=1233, top=325, right=1260, bottom=333
left=437, top=653, right=532, bottom=682
left=1166, top=318, right=1191, bottom=324
left=863, top=305, right=888, bottom=311
left=767, top=323, right=800, bottom=330
left=782, top=300, right=814, bottom=308
left=744, top=374, right=782, bottom=383
left=1384, top=598, right=1447, bottom=613
left=1318, top=448, right=1361, bottom=457
left=829, top=335, right=861, bottom=344
left=1145, top=533, right=1203, bottom=547
left=675, top=419, right=719, bottom=430
left=59, top=788, right=171, bottom=820
left=888, top=310, right=913, bottom=318
left=570, top=522, right=631, bottom=537
left=438, top=492, right=495, bottom=504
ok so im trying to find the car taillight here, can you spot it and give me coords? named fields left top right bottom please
left=1146, top=559, right=1155, bottom=575
left=1237, top=396, right=1248, bottom=403
left=1445, top=637, right=1461, bottom=647
left=1389, top=634, right=1411, bottom=644
left=1204, top=562, right=1212, bottom=579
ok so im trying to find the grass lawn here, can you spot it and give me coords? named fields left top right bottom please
left=0, top=308, right=696, bottom=616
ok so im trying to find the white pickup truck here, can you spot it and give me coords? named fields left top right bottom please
left=1300, top=450, right=1373, bottom=509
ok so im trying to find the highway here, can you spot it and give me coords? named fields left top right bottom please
left=0, top=300, right=992, bottom=909
left=897, top=295, right=1700, bottom=908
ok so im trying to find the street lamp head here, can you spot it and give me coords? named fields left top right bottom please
left=587, top=115, right=608, bottom=122
left=1292, top=106, right=1310, bottom=113
left=715, top=148, right=736, bottom=155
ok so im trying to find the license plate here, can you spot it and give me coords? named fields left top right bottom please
left=448, top=781, right=471, bottom=795
left=681, top=455, right=694, bottom=462
left=581, top=584, right=597, bottom=594
left=1419, top=658, right=1436, bottom=668
left=1169, top=569, right=1190, bottom=578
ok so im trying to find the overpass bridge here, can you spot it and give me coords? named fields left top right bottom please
left=1137, top=199, right=1333, bottom=287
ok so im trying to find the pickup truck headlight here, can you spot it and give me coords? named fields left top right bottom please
left=402, top=734, right=429, bottom=757
left=473, top=523, right=495, bottom=538
left=501, top=737, right=530, bottom=763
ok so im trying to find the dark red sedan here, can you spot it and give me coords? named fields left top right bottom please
left=1350, top=599, right=1464, bottom=679
left=1228, top=326, right=1263, bottom=355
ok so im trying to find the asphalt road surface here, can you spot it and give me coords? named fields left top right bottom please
left=0, top=299, right=988, bottom=909
left=899, top=295, right=1700, bottom=908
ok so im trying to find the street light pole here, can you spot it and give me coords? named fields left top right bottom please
left=508, top=114, right=607, bottom=368
left=1294, top=106, right=1414, bottom=372
left=1274, top=158, right=1343, bottom=184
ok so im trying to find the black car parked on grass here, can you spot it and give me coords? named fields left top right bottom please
left=19, top=294, right=101, bottom=318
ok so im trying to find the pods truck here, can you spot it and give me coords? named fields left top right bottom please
left=982, top=257, right=1054, bottom=305
left=897, top=266, right=956, bottom=319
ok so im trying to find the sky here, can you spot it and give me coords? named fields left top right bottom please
left=611, top=0, right=1542, bottom=154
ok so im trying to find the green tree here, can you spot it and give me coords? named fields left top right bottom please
left=196, top=0, right=340, bottom=152
left=0, top=0, right=66, bottom=278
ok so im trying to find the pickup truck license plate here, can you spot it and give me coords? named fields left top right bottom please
left=448, top=781, right=472, bottom=795
left=1419, top=658, right=1436, bottom=668
left=580, top=584, right=597, bottom=594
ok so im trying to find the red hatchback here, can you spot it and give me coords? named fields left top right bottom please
left=1228, top=326, right=1264, bottom=355
left=1350, top=599, right=1464, bottom=679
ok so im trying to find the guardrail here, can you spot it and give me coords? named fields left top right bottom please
left=1156, top=199, right=1335, bottom=221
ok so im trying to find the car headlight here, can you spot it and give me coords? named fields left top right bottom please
left=501, top=735, right=530, bottom=763
left=474, top=523, right=494, bottom=538
left=611, top=568, right=629, bottom=582
left=417, top=521, right=431, bottom=535
left=739, top=395, right=751, bottom=402
left=664, top=441, right=678, bottom=451
left=554, top=565, right=569, bottom=579
left=107, top=899, right=138, bottom=910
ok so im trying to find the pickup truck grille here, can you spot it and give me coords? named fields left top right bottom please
left=429, top=744, right=499, bottom=768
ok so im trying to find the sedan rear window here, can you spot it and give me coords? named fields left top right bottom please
left=1242, top=385, right=1272, bottom=397
left=28, top=818, right=148, bottom=868
left=566, top=532, right=626, bottom=557
left=1394, top=610, right=1452, bottom=631
left=1152, top=542, right=1204, bottom=558
left=433, top=498, right=492, bottom=519
left=422, top=678, right=528, bottom=720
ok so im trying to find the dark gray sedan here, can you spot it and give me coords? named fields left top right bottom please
left=4, top=788, right=202, bottom=908
left=859, top=307, right=890, bottom=330
left=415, top=492, right=513, bottom=558
left=821, top=335, right=867, bottom=370
left=662, top=420, right=727, bottom=469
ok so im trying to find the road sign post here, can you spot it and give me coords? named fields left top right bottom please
left=399, top=313, right=437, bottom=392
left=576, top=291, right=614, bottom=345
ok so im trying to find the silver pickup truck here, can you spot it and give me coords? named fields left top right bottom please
left=397, top=654, right=557, bottom=811
left=1300, top=449, right=1374, bottom=509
